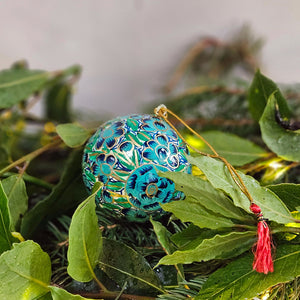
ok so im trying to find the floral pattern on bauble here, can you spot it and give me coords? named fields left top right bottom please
left=82, top=113, right=191, bottom=222
left=126, top=164, right=184, bottom=211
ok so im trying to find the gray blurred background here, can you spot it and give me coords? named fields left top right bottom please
left=1, top=0, right=300, bottom=116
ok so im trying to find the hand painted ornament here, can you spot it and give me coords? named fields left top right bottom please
left=82, top=114, right=191, bottom=221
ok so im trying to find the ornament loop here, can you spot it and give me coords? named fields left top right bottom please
left=154, top=104, right=168, bottom=118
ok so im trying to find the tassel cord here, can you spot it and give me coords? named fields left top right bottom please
left=155, top=105, right=274, bottom=274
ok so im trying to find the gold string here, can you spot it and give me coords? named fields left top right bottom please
left=155, top=105, right=254, bottom=204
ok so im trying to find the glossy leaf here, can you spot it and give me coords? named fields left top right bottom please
left=2, top=175, right=28, bottom=231
left=158, top=231, right=256, bottom=265
left=162, top=195, right=235, bottom=229
left=0, top=240, right=51, bottom=300
left=49, top=286, right=97, bottom=300
left=0, top=69, right=49, bottom=108
left=56, top=123, right=90, bottom=148
left=268, top=183, right=300, bottom=212
left=99, top=238, right=164, bottom=295
left=163, top=172, right=248, bottom=221
left=187, top=131, right=266, bottom=166
left=21, top=149, right=88, bottom=238
left=197, top=244, right=300, bottom=300
left=248, top=69, right=290, bottom=121
left=0, top=181, right=13, bottom=254
left=188, top=155, right=293, bottom=224
left=67, top=182, right=102, bottom=282
left=259, top=94, right=300, bottom=161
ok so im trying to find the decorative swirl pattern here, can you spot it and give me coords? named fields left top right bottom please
left=82, top=114, right=191, bottom=221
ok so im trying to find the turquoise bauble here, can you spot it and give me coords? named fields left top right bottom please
left=82, top=114, right=191, bottom=222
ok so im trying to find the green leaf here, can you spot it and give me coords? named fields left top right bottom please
left=56, top=123, right=90, bottom=148
left=2, top=175, right=28, bottom=231
left=151, top=219, right=186, bottom=282
left=67, top=182, right=102, bottom=282
left=0, top=69, right=49, bottom=108
left=0, top=240, right=51, bottom=300
left=248, top=69, right=290, bottom=121
left=163, top=172, right=248, bottom=221
left=190, top=131, right=266, bottom=166
left=39, top=292, right=53, bottom=300
left=171, top=224, right=204, bottom=248
left=0, top=181, right=13, bottom=254
left=188, top=155, right=293, bottom=224
left=158, top=231, right=256, bottom=265
left=49, top=286, right=97, bottom=300
left=99, top=238, right=164, bottom=294
left=259, top=94, right=300, bottom=161
left=171, top=225, right=220, bottom=251
left=45, top=82, right=72, bottom=123
left=268, top=183, right=300, bottom=211
left=162, top=195, right=235, bottom=229
left=21, top=149, right=88, bottom=238
left=151, top=218, right=174, bottom=255
left=197, top=244, right=300, bottom=300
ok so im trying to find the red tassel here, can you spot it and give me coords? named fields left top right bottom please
left=250, top=203, right=274, bottom=274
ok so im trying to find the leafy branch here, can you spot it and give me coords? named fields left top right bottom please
left=1, top=33, right=300, bottom=300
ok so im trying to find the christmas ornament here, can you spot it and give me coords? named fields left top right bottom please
left=82, top=113, right=191, bottom=221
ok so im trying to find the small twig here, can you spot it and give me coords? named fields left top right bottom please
left=165, top=37, right=223, bottom=93
left=57, top=239, right=69, bottom=247
left=99, top=224, right=118, bottom=231
left=23, top=93, right=42, bottom=113
left=17, top=161, right=30, bottom=176
left=0, top=138, right=62, bottom=176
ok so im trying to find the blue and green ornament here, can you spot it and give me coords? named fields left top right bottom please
left=82, top=109, right=191, bottom=221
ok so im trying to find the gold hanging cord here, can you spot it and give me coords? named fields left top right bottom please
left=154, top=104, right=254, bottom=204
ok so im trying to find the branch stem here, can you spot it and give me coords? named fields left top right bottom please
left=0, top=139, right=62, bottom=176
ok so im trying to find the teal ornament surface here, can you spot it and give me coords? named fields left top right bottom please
left=82, top=114, right=191, bottom=221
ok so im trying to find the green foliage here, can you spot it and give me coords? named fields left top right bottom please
left=268, top=183, right=300, bottom=211
left=248, top=69, right=291, bottom=121
left=2, top=175, right=28, bottom=231
left=188, top=155, right=293, bottom=224
left=45, top=82, right=73, bottom=123
left=21, top=148, right=87, bottom=238
left=162, top=194, right=235, bottom=229
left=1, top=54, right=300, bottom=300
left=193, top=131, right=267, bottom=166
left=0, top=240, right=51, bottom=300
left=151, top=218, right=175, bottom=255
left=99, top=238, right=164, bottom=295
left=0, top=240, right=99, bottom=300
left=56, top=123, right=91, bottom=148
left=0, top=182, right=14, bottom=254
left=49, top=286, right=97, bottom=300
left=67, top=182, right=102, bottom=282
left=0, top=69, right=49, bottom=109
left=197, top=244, right=300, bottom=300
left=260, top=94, right=300, bottom=161
left=159, top=231, right=256, bottom=265
left=162, top=172, right=248, bottom=222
